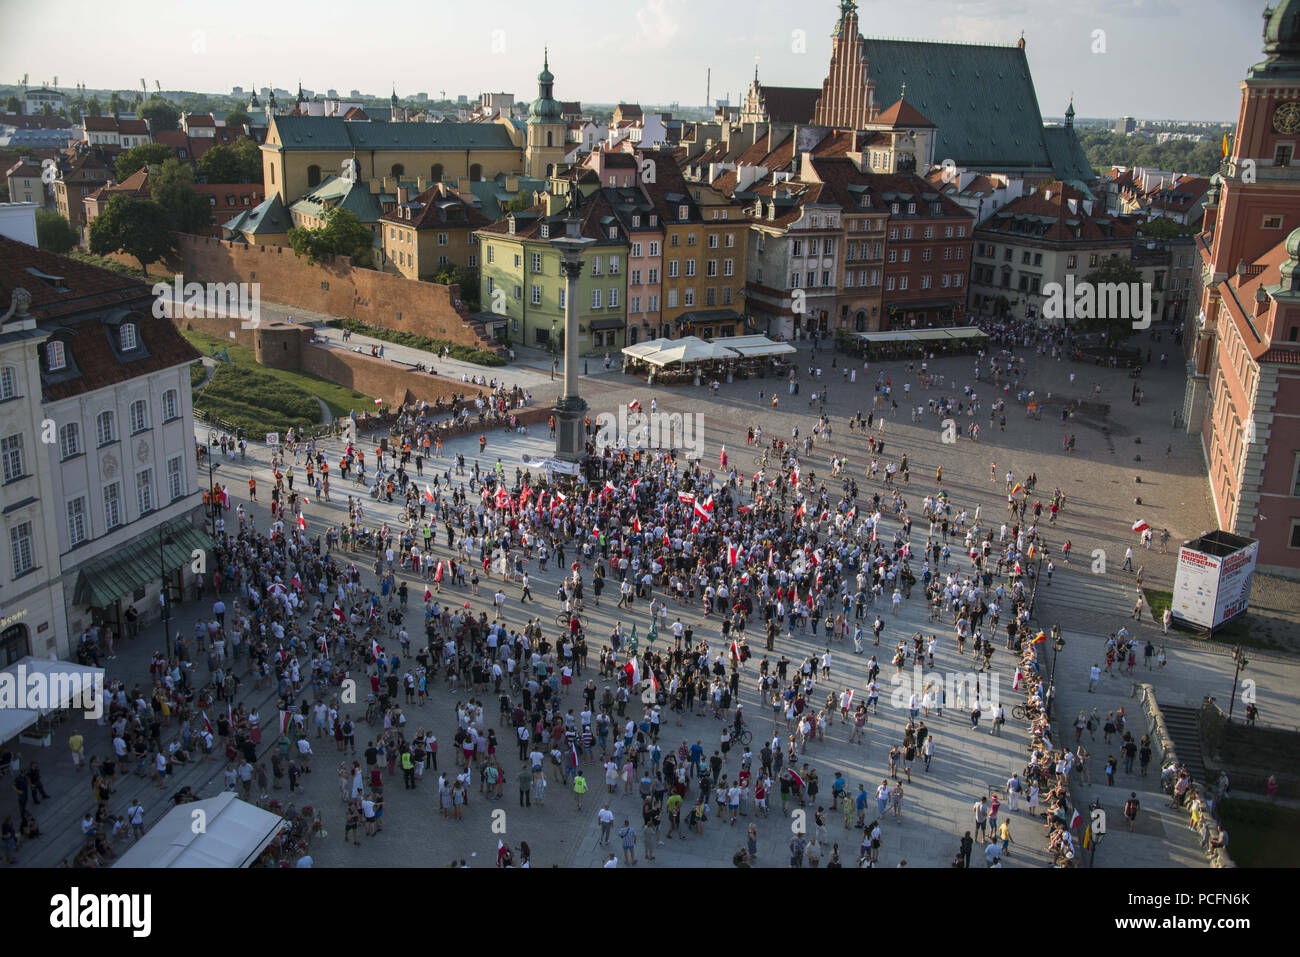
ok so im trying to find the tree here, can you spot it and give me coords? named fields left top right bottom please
left=4, top=96, right=20, bottom=114
left=116, top=142, right=175, bottom=180
left=86, top=96, right=102, bottom=117
left=41, top=103, right=53, bottom=116
left=433, top=264, right=480, bottom=311
left=35, top=210, right=78, bottom=253
left=88, top=195, right=173, bottom=275
left=151, top=158, right=211, bottom=234
left=1077, top=256, right=1147, bottom=343
left=197, top=137, right=260, bottom=183
left=108, top=92, right=123, bottom=116
left=287, top=207, right=374, bottom=267
left=501, top=195, right=535, bottom=214
left=139, top=96, right=180, bottom=132
left=223, top=109, right=252, bottom=131
left=1138, top=216, right=1195, bottom=240
left=70, top=105, right=81, bottom=123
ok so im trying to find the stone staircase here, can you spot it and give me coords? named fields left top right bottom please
left=1159, top=704, right=1208, bottom=784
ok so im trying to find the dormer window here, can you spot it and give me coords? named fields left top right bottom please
left=540, top=224, right=550, bottom=239
left=678, top=205, right=689, bottom=219
left=508, top=218, right=516, bottom=235
left=632, top=215, right=641, bottom=227
left=47, top=340, right=67, bottom=371
left=120, top=323, right=138, bottom=351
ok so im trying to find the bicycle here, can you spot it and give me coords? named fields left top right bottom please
left=1011, top=703, right=1038, bottom=721
left=733, top=726, right=753, bottom=747
left=556, top=611, right=588, bottom=630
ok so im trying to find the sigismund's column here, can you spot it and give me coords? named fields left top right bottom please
left=550, top=183, right=594, bottom=463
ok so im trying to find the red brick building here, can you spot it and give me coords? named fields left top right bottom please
left=1186, top=1, right=1300, bottom=576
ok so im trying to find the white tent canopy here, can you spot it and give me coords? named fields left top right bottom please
left=621, top=337, right=674, bottom=360
left=114, top=792, right=284, bottom=868
left=640, top=336, right=733, bottom=367
left=6, top=657, right=106, bottom=713
left=0, top=707, right=40, bottom=745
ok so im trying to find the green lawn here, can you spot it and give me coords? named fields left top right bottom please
left=1143, top=588, right=1279, bottom=650
left=182, top=329, right=372, bottom=430
left=1217, top=797, right=1300, bottom=867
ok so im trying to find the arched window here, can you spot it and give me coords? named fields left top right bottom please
left=119, top=322, right=138, bottom=351
left=96, top=409, right=116, bottom=446
left=0, top=365, right=15, bottom=400
left=129, top=398, right=149, bottom=434
left=391, top=163, right=405, bottom=178
left=306, top=164, right=322, bottom=188
left=469, top=163, right=482, bottom=182
left=546, top=163, right=554, bottom=177
left=0, top=622, right=30, bottom=668
left=59, top=422, right=81, bottom=459
left=855, top=311, right=869, bottom=332
left=546, top=130, right=553, bottom=148
left=430, top=163, right=444, bottom=182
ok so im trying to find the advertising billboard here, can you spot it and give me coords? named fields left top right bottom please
left=1170, top=532, right=1258, bottom=630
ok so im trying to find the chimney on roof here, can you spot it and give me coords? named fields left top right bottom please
left=397, top=186, right=410, bottom=204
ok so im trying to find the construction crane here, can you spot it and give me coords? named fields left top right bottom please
left=141, top=78, right=147, bottom=93
left=155, top=80, right=161, bottom=92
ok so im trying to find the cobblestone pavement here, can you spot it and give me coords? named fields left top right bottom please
left=8, top=325, right=1293, bottom=868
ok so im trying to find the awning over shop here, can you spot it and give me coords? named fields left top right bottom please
left=72, top=521, right=214, bottom=609
left=588, top=318, right=626, bottom=330
left=721, top=334, right=798, bottom=357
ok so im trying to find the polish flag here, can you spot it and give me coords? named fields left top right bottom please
left=792, top=465, right=799, bottom=486
left=625, top=658, right=640, bottom=687
left=371, top=639, right=382, bottom=662
left=425, top=485, right=435, bottom=503
left=332, top=604, right=345, bottom=623
left=650, top=671, right=660, bottom=698
left=423, top=587, right=433, bottom=603
left=737, top=505, right=751, bottom=514
left=628, top=400, right=641, bottom=412
left=786, top=767, right=805, bottom=789
left=201, top=711, right=213, bottom=735
left=374, top=398, right=383, bottom=406
left=809, top=549, right=820, bottom=567
left=1069, top=808, right=1083, bottom=831
left=570, top=742, right=580, bottom=769
left=678, top=491, right=695, bottom=504
left=604, top=480, right=617, bottom=496
left=730, top=639, right=740, bottom=660
left=795, top=501, right=806, bottom=521
left=297, top=513, right=306, bottom=530
left=727, top=543, right=738, bottom=566
left=435, top=561, right=445, bottom=582
left=555, top=490, right=567, bottom=504
left=494, top=487, right=509, bottom=508
left=633, top=515, right=642, bottom=533
left=1132, top=519, right=1149, bottom=534
left=693, top=497, right=713, bottom=521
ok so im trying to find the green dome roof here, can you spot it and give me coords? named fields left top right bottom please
left=528, top=49, right=562, bottom=124
left=1250, top=0, right=1300, bottom=78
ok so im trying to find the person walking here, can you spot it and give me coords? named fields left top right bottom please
left=1124, top=792, right=1141, bottom=831
left=959, top=831, right=974, bottom=868
left=973, top=796, right=988, bottom=841
left=789, top=831, right=806, bottom=868
left=573, top=770, right=588, bottom=810
left=598, top=804, right=615, bottom=845
left=618, top=819, right=638, bottom=865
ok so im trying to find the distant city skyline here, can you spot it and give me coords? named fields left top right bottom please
left=0, top=0, right=1268, bottom=122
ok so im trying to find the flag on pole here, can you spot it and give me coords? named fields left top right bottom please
left=628, top=399, right=641, bottom=412
left=570, top=741, right=580, bottom=769
left=435, top=561, right=444, bottom=583
left=332, top=604, right=345, bottom=623
left=425, top=485, right=436, bottom=503
left=1132, top=519, right=1150, bottom=534
left=1082, top=826, right=1092, bottom=850
left=374, top=398, right=383, bottom=406
left=371, top=639, right=382, bottom=662
left=678, top=491, right=695, bottom=504
left=727, top=543, right=738, bottom=566
left=795, top=501, right=806, bottom=521
left=423, top=587, right=432, bottom=603
left=633, top=515, right=642, bottom=533
left=297, top=513, right=306, bottom=530
left=1012, top=482, right=1024, bottom=496
left=787, top=768, right=806, bottom=789
left=494, top=487, right=509, bottom=508
left=693, top=496, right=713, bottom=521
left=201, top=711, right=213, bottom=735
left=1069, top=808, right=1083, bottom=831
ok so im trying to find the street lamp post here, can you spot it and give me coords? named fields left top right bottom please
left=1228, top=645, right=1248, bottom=722
left=159, top=525, right=174, bottom=647
left=1047, top=624, right=1065, bottom=718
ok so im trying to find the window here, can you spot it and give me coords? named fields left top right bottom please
left=531, top=252, right=541, bottom=273
left=921, top=275, right=932, bottom=290
left=1066, top=254, right=1077, bottom=269
left=898, top=276, right=909, bottom=291
left=1089, top=254, right=1099, bottom=267
left=608, top=288, right=619, bottom=308
left=136, top=468, right=154, bottom=515
left=167, top=455, right=184, bottom=501
left=922, top=249, right=932, bottom=262
left=512, top=285, right=521, bottom=300
left=592, top=257, right=602, bottom=276
left=722, top=287, right=732, bottom=305
left=632, top=216, right=641, bottom=229
left=609, top=256, right=620, bottom=275
left=1264, top=214, right=1284, bottom=229
left=67, top=496, right=88, bottom=546
left=953, top=274, right=963, bottom=287
left=486, top=277, right=495, bottom=294
left=649, top=241, right=660, bottom=257
left=540, top=224, right=550, bottom=239
left=683, top=289, right=695, bottom=307
left=608, top=226, right=618, bottom=240
left=686, top=259, right=696, bottom=277
left=707, top=234, right=719, bottom=249
left=1021, top=251, right=1031, bottom=265
left=706, top=287, right=716, bottom=306
left=1276, top=145, right=1293, bottom=167
left=9, top=521, right=34, bottom=576
left=821, top=271, right=831, bottom=286
left=902, top=227, right=913, bottom=240
left=162, top=389, right=179, bottom=422
left=468, top=254, right=478, bottom=269
left=725, top=234, right=735, bottom=248
left=886, top=277, right=895, bottom=291
left=96, top=410, right=116, bottom=446
left=923, top=227, right=934, bottom=239
left=630, top=296, right=641, bottom=313
left=648, top=294, right=658, bottom=312
left=941, top=274, right=951, bottom=288
left=901, top=250, right=911, bottom=263
left=668, top=260, right=679, bottom=278
left=723, top=259, right=734, bottom=277
left=667, top=290, right=678, bottom=308
left=790, top=273, right=801, bottom=289
left=129, top=399, right=149, bottom=434
left=437, top=233, right=448, bottom=247
left=120, top=323, right=138, bottom=351
left=0, top=367, right=14, bottom=400
left=531, top=285, right=541, bottom=305
left=649, top=215, right=658, bottom=227
left=592, top=289, right=603, bottom=309
left=47, top=341, right=66, bottom=371
left=558, top=288, right=566, bottom=309
left=792, top=240, right=803, bottom=257
left=888, top=228, right=898, bottom=240
left=678, top=205, right=689, bottom=219
left=486, top=246, right=494, bottom=264
left=513, top=254, right=522, bottom=269
left=1, top=434, right=23, bottom=483
left=59, top=422, right=81, bottom=460
left=888, top=250, right=897, bottom=263
left=631, top=242, right=642, bottom=258
left=648, top=268, right=659, bottom=284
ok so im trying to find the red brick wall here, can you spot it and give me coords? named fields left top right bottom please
left=300, top=345, right=488, bottom=408
left=169, top=234, right=498, bottom=351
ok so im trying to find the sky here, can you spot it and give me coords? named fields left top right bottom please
left=0, top=0, right=1272, bottom=121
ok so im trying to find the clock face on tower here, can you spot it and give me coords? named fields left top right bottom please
left=1274, top=101, right=1300, bottom=134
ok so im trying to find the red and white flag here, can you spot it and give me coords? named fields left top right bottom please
left=371, top=639, right=382, bottom=662
left=494, top=486, right=509, bottom=508
left=423, top=587, right=432, bottom=603
left=633, top=515, right=642, bottom=533
left=677, top=491, right=695, bottom=505
left=435, top=561, right=444, bottom=583
left=425, top=485, right=435, bottom=503
left=795, top=501, right=806, bottom=521
left=297, top=513, right=306, bottom=530
left=694, top=496, right=713, bottom=522
left=332, top=604, right=345, bottom=623
left=1132, top=519, right=1149, bottom=534
left=727, top=543, right=738, bottom=566
left=628, top=399, right=641, bottom=412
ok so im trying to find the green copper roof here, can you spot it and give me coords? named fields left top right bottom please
left=223, top=192, right=291, bottom=235
left=271, top=115, right=517, bottom=151
left=289, top=174, right=386, bottom=224
left=857, top=38, right=1052, bottom=171
left=1043, top=126, right=1095, bottom=182
left=1251, top=0, right=1300, bottom=79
